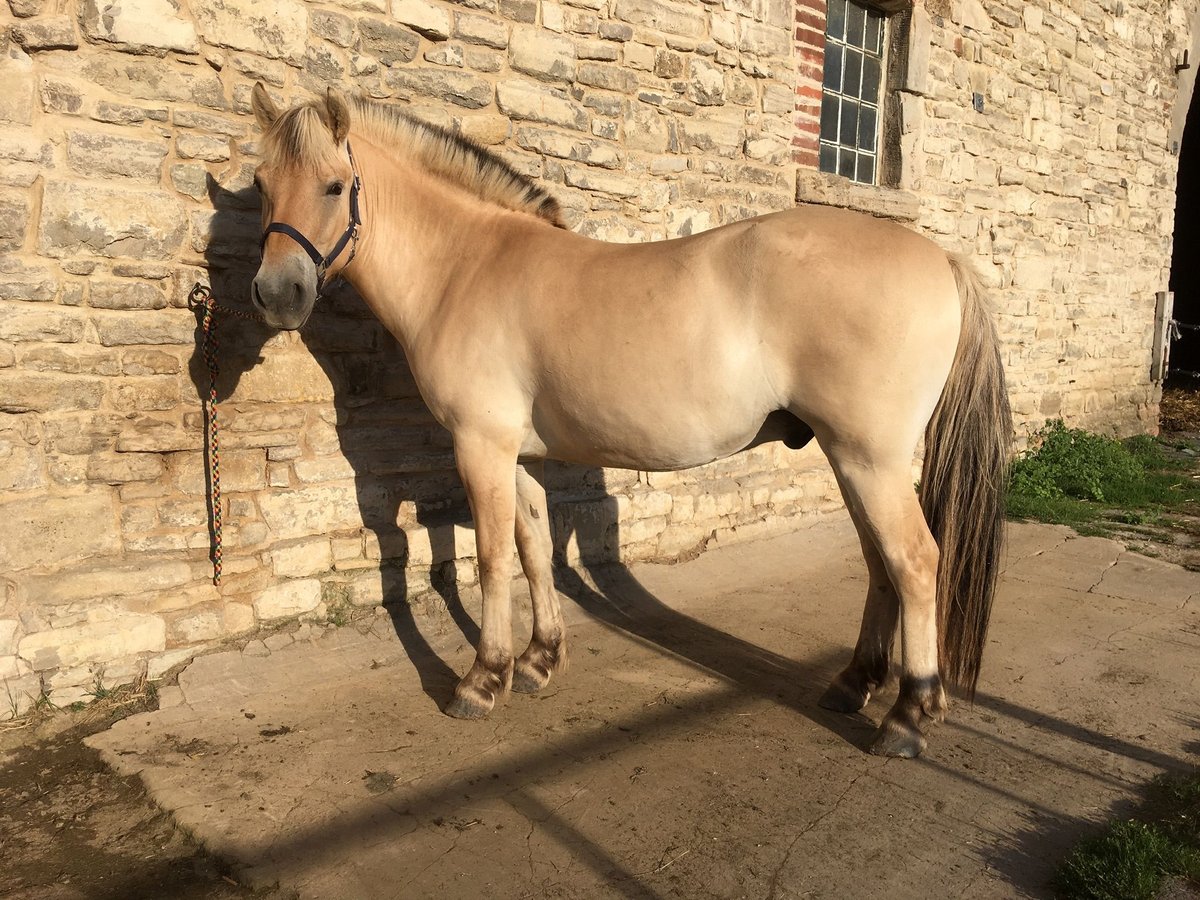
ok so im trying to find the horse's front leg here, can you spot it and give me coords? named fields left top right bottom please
left=512, top=460, right=567, bottom=693
left=445, top=433, right=519, bottom=720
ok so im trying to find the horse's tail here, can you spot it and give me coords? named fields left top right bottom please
left=920, top=253, right=1012, bottom=697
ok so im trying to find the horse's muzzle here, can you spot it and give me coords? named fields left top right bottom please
left=252, top=258, right=317, bottom=330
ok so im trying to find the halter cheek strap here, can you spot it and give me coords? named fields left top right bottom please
left=260, top=140, right=363, bottom=294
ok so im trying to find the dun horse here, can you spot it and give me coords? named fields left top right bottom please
left=248, top=85, right=1011, bottom=758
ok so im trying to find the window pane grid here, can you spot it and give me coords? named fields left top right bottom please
left=819, top=0, right=885, bottom=185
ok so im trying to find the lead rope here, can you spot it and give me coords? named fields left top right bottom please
left=188, top=283, right=265, bottom=586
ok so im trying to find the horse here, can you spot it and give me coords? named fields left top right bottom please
left=247, top=84, right=1011, bottom=758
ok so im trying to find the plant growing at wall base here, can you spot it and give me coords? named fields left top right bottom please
left=1007, top=421, right=1200, bottom=529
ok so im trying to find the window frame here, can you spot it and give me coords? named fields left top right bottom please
left=808, top=0, right=915, bottom=191
left=819, top=0, right=889, bottom=186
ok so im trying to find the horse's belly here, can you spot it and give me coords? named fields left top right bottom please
left=526, top=392, right=771, bottom=472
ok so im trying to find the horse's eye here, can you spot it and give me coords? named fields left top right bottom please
left=327, top=181, right=344, bottom=197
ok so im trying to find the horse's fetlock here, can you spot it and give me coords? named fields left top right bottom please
left=818, top=667, right=872, bottom=714
left=898, top=674, right=947, bottom=723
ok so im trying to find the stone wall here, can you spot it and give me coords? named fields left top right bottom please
left=1, top=0, right=1193, bottom=714
left=923, top=0, right=1190, bottom=434
left=796, top=0, right=1194, bottom=435
left=0, top=0, right=841, bottom=714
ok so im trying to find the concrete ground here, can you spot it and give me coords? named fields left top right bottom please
left=87, top=518, right=1200, bottom=899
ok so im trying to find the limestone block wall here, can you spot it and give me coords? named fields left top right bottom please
left=0, top=0, right=841, bottom=714
left=795, top=0, right=1196, bottom=437
left=920, top=0, right=1192, bottom=434
left=1, top=0, right=1193, bottom=714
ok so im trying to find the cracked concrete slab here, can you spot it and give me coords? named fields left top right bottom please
left=86, top=519, right=1200, bottom=898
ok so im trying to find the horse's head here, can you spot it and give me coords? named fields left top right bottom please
left=250, top=83, right=360, bottom=330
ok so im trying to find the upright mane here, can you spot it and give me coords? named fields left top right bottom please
left=260, top=94, right=566, bottom=229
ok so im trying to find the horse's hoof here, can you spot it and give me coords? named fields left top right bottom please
left=818, top=674, right=869, bottom=714
left=511, top=662, right=550, bottom=694
left=511, top=638, right=565, bottom=694
left=444, top=690, right=494, bottom=720
left=869, top=718, right=927, bottom=758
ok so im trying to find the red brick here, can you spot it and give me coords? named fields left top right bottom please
left=794, top=149, right=819, bottom=168
left=792, top=131, right=819, bottom=151
left=796, top=9, right=824, bottom=30
left=797, top=59, right=824, bottom=80
left=795, top=24, right=824, bottom=45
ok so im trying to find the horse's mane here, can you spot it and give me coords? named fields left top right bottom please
left=260, top=95, right=565, bottom=229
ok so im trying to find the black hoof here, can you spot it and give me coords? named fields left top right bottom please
left=818, top=674, right=870, bottom=714
left=869, top=717, right=927, bottom=758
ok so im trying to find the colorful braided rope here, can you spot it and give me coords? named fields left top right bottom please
left=188, top=283, right=264, bottom=586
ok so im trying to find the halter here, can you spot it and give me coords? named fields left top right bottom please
left=260, top=140, right=363, bottom=294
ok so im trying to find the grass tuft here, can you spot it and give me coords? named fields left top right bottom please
left=1056, top=772, right=1200, bottom=900
left=1007, top=421, right=1200, bottom=529
left=1056, top=820, right=1200, bottom=900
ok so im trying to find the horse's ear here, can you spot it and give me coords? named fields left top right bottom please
left=251, top=82, right=280, bottom=131
left=323, top=88, right=351, bottom=143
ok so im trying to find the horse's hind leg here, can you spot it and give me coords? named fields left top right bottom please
left=824, top=444, right=947, bottom=758
left=512, top=460, right=567, bottom=693
left=818, top=486, right=898, bottom=713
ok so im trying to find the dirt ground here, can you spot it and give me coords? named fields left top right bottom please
left=3, top=493, right=1200, bottom=897
left=0, top=710, right=259, bottom=899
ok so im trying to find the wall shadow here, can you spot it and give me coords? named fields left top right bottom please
left=187, top=173, right=276, bottom=574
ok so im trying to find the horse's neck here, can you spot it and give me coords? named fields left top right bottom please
left=344, top=140, right=495, bottom=348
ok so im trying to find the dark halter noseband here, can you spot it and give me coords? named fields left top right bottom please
left=260, top=140, right=363, bottom=293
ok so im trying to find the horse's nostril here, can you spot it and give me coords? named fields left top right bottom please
left=252, top=281, right=265, bottom=310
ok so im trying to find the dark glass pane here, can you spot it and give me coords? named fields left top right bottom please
left=866, top=10, right=883, bottom=54
left=820, top=96, right=839, bottom=142
left=838, top=147, right=856, bottom=178
left=839, top=98, right=859, bottom=145
left=826, top=0, right=847, bottom=41
left=843, top=48, right=862, bottom=97
left=862, top=55, right=882, bottom=104
left=820, top=142, right=837, bottom=174
left=823, top=43, right=843, bottom=93
left=846, top=1, right=866, bottom=47
left=859, top=154, right=876, bottom=185
left=858, top=104, right=877, bottom=152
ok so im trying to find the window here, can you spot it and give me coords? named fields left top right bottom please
left=820, top=0, right=887, bottom=185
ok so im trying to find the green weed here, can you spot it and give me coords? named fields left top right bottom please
left=1007, top=421, right=1200, bottom=529
left=321, top=582, right=353, bottom=628
left=1056, top=773, right=1200, bottom=900
left=1056, top=820, right=1200, bottom=899
left=86, top=675, right=113, bottom=701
